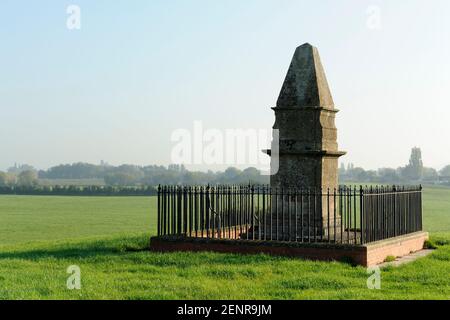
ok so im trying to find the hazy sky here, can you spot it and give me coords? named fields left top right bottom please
left=1, top=0, right=449, bottom=172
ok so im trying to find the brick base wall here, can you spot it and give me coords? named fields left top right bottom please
left=364, top=232, right=429, bottom=266
left=150, top=232, right=428, bottom=267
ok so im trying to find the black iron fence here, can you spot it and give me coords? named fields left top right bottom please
left=156, top=185, right=422, bottom=245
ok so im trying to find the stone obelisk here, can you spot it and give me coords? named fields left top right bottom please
left=269, top=43, right=346, bottom=192
left=264, top=43, right=346, bottom=238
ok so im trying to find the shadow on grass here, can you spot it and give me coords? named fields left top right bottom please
left=0, top=234, right=371, bottom=268
left=0, top=235, right=151, bottom=261
left=0, top=246, right=116, bottom=261
left=0, top=237, right=295, bottom=268
left=0, top=234, right=263, bottom=263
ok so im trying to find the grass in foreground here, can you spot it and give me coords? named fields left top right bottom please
left=0, top=185, right=449, bottom=300
left=0, top=233, right=449, bottom=300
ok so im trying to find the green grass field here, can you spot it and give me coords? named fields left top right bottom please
left=0, top=196, right=155, bottom=245
left=0, top=186, right=449, bottom=300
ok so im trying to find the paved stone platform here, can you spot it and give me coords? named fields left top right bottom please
left=378, top=249, right=434, bottom=268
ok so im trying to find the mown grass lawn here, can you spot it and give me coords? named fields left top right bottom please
left=0, top=186, right=449, bottom=300
left=0, top=196, right=155, bottom=245
left=0, top=233, right=449, bottom=299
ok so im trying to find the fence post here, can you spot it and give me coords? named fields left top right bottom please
left=359, top=186, right=364, bottom=244
left=251, top=185, right=255, bottom=241
left=263, top=186, right=267, bottom=241
left=295, top=188, right=298, bottom=242
left=235, top=186, right=239, bottom=238
left=257, top=186, right=261, bottom=240
left=157, top=185, right=161, bottom=237
left=393, top=185, right=397, bottom=238
left=200, top=186, right=204, bottom=238
left=206, top=185, right=210, bottom=239
left=188, top=186, right=193, bottom=237
left=228, top=185, right=232, bottom=239
left=326, top=188, right=330, bottom=243
left=171, top=186, right=175, bottom=235
left=275, top=187, right=278, bottom=241
left=347, top=186, right=350, bottom=244
left=419, top=185, right=423, bottom=231
left=269, top=185, right=272, bottom=240
left=194, top=187, right=198, bottom=238
left=353, top=186, right=357, bottom=244
left=287, top=188, right=291, bottom=241
left=210, top=186, right=215, bottom=239
left=183, top=187, right=187, bottom=236
left=177, top=187, right=182, bottom=235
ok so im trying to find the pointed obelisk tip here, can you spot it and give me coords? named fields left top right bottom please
left=298, top=42, right=313, bottom=48
left=276, top=43, right=334, bottom=108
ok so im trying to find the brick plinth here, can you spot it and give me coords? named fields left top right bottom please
left=364, top=232, right=429, bottom=266
left=150, top=232, right=428, bottom=267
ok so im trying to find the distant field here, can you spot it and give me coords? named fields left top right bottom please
left=0, top=186, right=449, bottom=299
left=0, top=196, right=155, bottom=245
left=422, top=186, right=450, bottom=234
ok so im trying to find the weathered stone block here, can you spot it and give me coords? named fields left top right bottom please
left=267, top=43, right=346, bottom=227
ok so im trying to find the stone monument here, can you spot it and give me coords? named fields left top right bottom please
left=268, top=43, right=346, bottom=191
left=265, top=43, right=346, bottom=237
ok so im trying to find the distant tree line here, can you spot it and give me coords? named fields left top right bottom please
left=0, top=163, right=270, bottom=190
left=340, top=148, right=450, bottom=185
left=41, top=164, right=269, bottom=186
left=0, top=185, right=157, bottom=196
left=1, top=147, right=449, bottom=196
left=0, top=167, right=40, bottom=188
